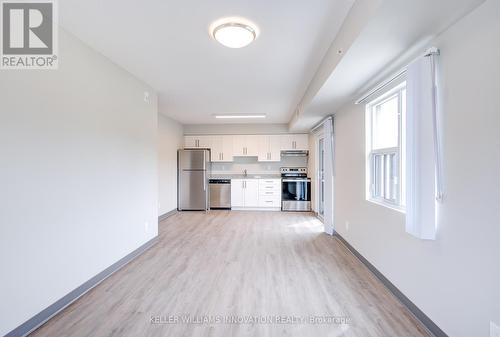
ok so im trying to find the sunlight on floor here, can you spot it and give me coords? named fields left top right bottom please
left=287, top=217, right=324, bottom=233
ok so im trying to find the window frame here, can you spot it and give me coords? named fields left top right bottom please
left=365, top=82, right=406, bottom=212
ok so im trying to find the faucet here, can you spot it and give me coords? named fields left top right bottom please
left=243, top=169, right=247, bottom=177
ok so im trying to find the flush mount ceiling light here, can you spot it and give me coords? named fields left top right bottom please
left=214, top=114, right=266, bottom=119
left=209, top=17, right=259, bottom=48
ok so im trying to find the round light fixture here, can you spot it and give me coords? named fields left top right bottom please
left=210, top=18, right=258, bottom=48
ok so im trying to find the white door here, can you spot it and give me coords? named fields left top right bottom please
left=231, top=179, right=245, bottom=207
left=244, top=180, right=259, bottom=207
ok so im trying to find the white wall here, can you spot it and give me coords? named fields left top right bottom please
left=0, top=29, right=158, bottom=335
left=332, top=1, right=500, bottom=336
left=158, top=114, right=183, bottom=215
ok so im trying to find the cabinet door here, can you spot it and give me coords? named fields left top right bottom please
left=184, top=136, right=198, bottom=148
left=211, top=136, right=221, bottom=162
left=184, top=135, right=212, bottom=149
left=244, top=179, right=259, bottom=207
left=268, top=135, right=282, bottom=161
left=231, top=179, right=245, bottom=207
left=293, top=134, right=309, bottom=151
left=258, top=136, right=270, bottom=161
left=221, top=135, right=234, bottom=162
left=233, top=135, right=246, bottom=156
left=197, top=136, right=212, bottom=148
left=280, top=135, right=294, bottom=150
left=245, top=135, right=259, bottom=157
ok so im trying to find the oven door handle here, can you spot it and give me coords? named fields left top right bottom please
left=282, top=179, right=310, bottom=182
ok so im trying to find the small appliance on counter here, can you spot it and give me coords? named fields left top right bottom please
left=209, top=179, right=231, bottom=209
left=178, top=149, right=210, bottom=211
left=280, top=167, right=311, bottom=211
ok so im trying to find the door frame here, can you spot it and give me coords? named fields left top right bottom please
left=315, top=132, right=325, bottom=221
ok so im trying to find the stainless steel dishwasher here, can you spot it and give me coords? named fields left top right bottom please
left=209, top=179, right=231, bottom=209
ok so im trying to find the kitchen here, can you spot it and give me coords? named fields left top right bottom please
left=178, top=133, right=312, bottom=212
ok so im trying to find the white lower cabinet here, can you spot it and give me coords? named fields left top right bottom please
left=231, top=179, right=259, bottom=208
left=231, top=178, right=281, bottom=210
left=231, top=179, right=245, bottom=207
left=244, top=180, right=259, bottom=207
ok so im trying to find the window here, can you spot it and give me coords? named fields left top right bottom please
left=366, top=83, right=406, bottom=210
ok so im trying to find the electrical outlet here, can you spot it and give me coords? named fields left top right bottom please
left=143, top=91, right=150, bottom=103
left=491, top=321, right=500, bottom=337
left=144, top=221, right=150, bottom=233
left=345, top=221, right=350, bottom=231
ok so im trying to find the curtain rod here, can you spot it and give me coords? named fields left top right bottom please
left=355, top=47, right=440, bottom=105
left=310, top=116, right=333, bottom=133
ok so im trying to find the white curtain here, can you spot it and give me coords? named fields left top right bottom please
left=323, top=118, right=335, bottom=235
left=405, top=50, right=442, bottom=240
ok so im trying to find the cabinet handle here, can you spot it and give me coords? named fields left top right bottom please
left=265, top=192, right=273, bottom=194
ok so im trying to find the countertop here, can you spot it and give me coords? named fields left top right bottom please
left=209, top=174, right=281, bottom=180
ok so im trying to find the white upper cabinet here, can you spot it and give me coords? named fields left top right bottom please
left=184, top=135, right=211, bottom=148
left=184, top=133, right=309, bottom=161
left=280, top=134, right=309, bottom=151
left=258, top=135, right=281, bottom=162
left=211, top=135, right=233, bottom=162
left=233, top=135, right=259, bottom=157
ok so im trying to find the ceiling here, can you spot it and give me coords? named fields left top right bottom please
left=290, top=0, right=486, bottom=131
left=59, top=0, right=355, bottom=124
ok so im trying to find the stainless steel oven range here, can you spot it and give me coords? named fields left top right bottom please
left=280, top=167, right=311, bottom=211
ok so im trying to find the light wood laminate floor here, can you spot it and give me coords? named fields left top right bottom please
left=32, top=211, right=430, bottom=337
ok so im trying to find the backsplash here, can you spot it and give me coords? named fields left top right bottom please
left=211, top=156, right=308, bottom=175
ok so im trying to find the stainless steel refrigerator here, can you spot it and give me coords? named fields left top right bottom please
left=178, top=149, right=210, bottom=211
